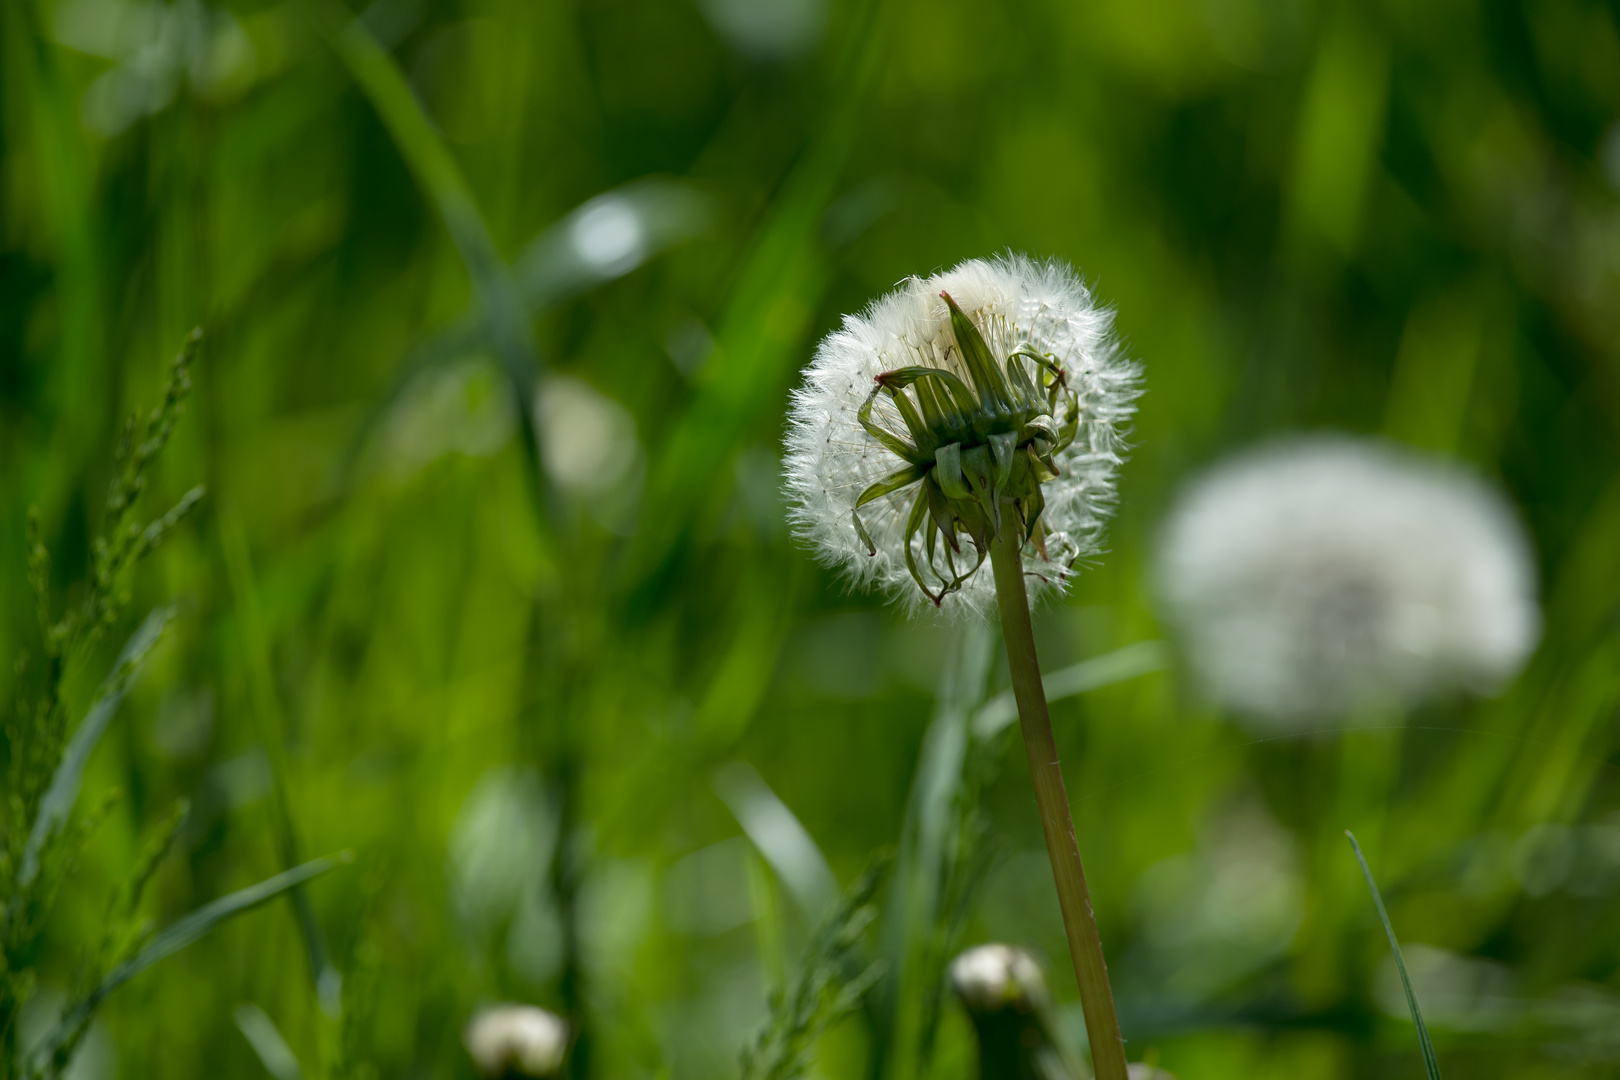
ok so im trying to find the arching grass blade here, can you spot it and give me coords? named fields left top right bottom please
left=21, top=607, right=174, bottom=887
left=30, top=853, right=351, bottom=1074
left=1346, top=830, right=1441, bottom=1080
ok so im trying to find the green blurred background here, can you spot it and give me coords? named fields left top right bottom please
left=4, top=0, right=1620, bottom=1076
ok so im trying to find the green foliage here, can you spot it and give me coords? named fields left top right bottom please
left=31, top=853, right=346, bottom=1078
left=1347, top=831, right=1440, bottom=1080
left=3, top=339, right=201, bottom=1074
left=1, top=343, right=345, bottom=1079
left=1, top=0, right=1618, bottom=1076
left=741, top=853, right=890, bottom=1080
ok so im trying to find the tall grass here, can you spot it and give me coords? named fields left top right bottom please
left=1, top=0, right=1617, bottom=1076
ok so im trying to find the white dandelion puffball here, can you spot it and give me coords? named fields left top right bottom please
left=464, top=1004, right=570, bottom=1078
left=783, top=254, right=1140, bottom=619
left=949, top=943, right=1049, bottom=1013
left=1156, top=437, right=1541, bottom=724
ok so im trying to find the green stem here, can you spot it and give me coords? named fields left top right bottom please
left=987, top=530, right=1128, bottom=1080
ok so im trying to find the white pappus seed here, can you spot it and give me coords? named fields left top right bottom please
left=782, top=253, right=1141, bottom=620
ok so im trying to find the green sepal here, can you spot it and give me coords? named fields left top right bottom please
left=989, top=431, right=1016, bottom=493
left=948, top=535, right=987, bottom=592
left=1049, top=396, right=1075, bottom=446
left=1033, top=443, right=1061, bottom=482
left=1004, top=446, right=1035, bottom=498
left=961, top=444, right=993, bottom=493
left=876, top=366, right=976, bottom=406
left=923, top=473, right=961, bottom=553
left=1011, top=345, right=1065, bottom=390
left=895, top=364, right=980, bottom=428
left=884, top=384, right=936, bottom=458
left=857, top=385, right=927, bottom=466
left=934, top=443, right=972, bottom=499
left=901, top=486, right=938, bottom=604
left=913, top=374, right=947, bottom=434
left=1005, top=354, right=1041, bottom=408
left=941, top=292, right=1013, bottom=412
left=852, top=509, right=876, bottom=556
left=1009, top=346, right=1081, bottom=445
left=851, top=463, right=926, bottom=556
left=1022, top=413, right=1059, bottom=446
left=924, top=504, right=938, bottom=568
left=855, top=464, right=926, bottom=509
left=951, top=496, right=993, bottom=551
left=961, top=444, right=1000, bottom=537
left=1022, top=484, right=1047, bottom=544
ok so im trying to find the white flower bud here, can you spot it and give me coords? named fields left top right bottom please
left=949, top=943, right=1049, bottom=1013
left=464, top=1004, right=569, bottom=1078
left=1128, top=1065, right=1177, bottom=1080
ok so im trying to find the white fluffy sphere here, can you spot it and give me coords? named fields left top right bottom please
left=783, top=254, right=1139, bottom=619
left=1156, top=437, right=1541, bottom=724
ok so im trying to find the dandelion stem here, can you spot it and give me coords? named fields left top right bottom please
left=987, top=529, right=1129, bottom=1080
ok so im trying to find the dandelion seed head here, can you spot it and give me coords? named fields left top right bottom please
left=783, top=253, right=1140, bottom=619
left=464, top=1004, right=570, bottom=1078
left=949, top=943, right=1048, bottom=1013
left=1156, top=436, right=1541, bottom=724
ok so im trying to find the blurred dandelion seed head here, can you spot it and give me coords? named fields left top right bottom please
left=1156, top=436, right=1541, bottom=724
left=783, top=254, right=1139, bottom=619
left=464, top=1004, right=570, bottom=1078
left=534, top=376, right=641, bottom=495
left=949, top=943, right=1048, bottom=1013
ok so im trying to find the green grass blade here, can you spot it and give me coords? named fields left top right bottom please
left=320, top=4, right=554, bottom=523
left=741, top=852, right=890, bottom=1080
left=713, top=761, right=838, bottom=918
left=235, top=1003, right=306, bottom=1080
left=625, top=1, right=894, bottom=585
left=219, top=509, right=342, bottom=1018
left=971, top=641, right=1167, bottom=739
left=881, top=621, right=993, bottom=1080
left=322, top=8, right=519, bottom=344
left=336, top=178, right=711, bottom=487
left=13, top=0, right=106, bottom=473
left=1346, top=831, right=1441, bottom=1080
left=511, top=180, right=712, bottom=305
left=31, top=854, right=351, bottom=1073
left=21, top=607, right=174, bottom=886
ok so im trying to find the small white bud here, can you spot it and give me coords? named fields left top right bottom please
left=1128, top=1065, right=1177, bottom=1080
left=463, top=1004, right=569, bottom=1078
left=949, top=943, right=1049, bottom=1013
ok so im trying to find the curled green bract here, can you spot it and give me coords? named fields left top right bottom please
left=852, top=292, right=1080, bottom=607
left=785, top=254, right=1139, bottom=619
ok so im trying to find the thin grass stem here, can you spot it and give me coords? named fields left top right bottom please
left=1346, top=830, right=1442, bottom=1080
left=987, top=530, right=1128, bottom=1080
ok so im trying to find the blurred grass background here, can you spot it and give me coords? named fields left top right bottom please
left=3, top=0, right=1620, bottom=1076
